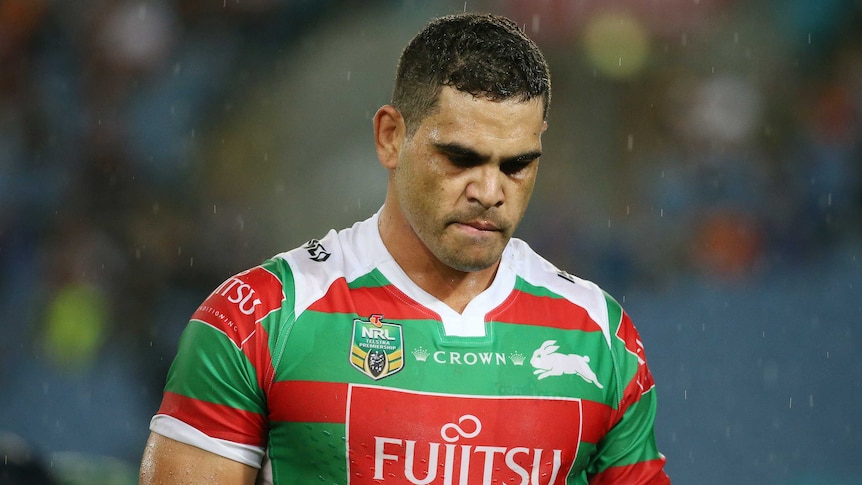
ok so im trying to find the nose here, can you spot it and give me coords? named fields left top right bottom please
left=465, top=166, right=504, bottom=208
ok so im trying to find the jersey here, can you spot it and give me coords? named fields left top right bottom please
left=149, top=211, right=669, bottom=484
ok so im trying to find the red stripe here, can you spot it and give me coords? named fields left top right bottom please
left=610, top=311, right=657, bottom=428
left=158, top=391, right=267, bottom=446
left=266, top=380, right=617, bottom=443
left=615, top=311, right=651, bottom=375
left=190, top=266, right=285, bottom=348
left=581, top=399, right=614, bottom=444
left=307, top=279, right=441, bottom=321
left=588, top=458, right=670, bottom=484
left=488, top=289, right=602, bottom=332
left=268, top=380, right=348, bottom=423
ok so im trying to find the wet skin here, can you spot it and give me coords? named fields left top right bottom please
left=375, top=86, right=547, bottom=311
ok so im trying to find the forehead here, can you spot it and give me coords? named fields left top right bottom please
left=415, top=87, right=546, bottom=152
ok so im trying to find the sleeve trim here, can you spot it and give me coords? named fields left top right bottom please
left=149, top=414, right=266, bottom=468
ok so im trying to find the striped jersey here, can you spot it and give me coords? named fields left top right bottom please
left=150, top=211, right=669, bottom=484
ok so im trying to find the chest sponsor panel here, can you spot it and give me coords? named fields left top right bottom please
left=346, top=385, right=581, bottom=484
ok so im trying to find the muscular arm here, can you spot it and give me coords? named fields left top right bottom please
left=139, top=432, right=259, bottom=485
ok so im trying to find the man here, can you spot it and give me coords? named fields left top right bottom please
left=140, top=12, right=669, bottom=484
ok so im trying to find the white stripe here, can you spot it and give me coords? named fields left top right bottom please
left=149, top=414, right=265, bottom=468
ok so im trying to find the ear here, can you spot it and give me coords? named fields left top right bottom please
left=373, top=105, right=405, bottom=170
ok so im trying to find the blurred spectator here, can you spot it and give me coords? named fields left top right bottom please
left=0, top=432, right=56, bottom=485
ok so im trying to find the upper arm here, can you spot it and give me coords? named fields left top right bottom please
left=140, top=432, right=259, bottom=485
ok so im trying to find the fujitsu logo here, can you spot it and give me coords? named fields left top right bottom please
left=372, top=414, right=563, bottom=484
left=213, top=275, right=262, bottom=315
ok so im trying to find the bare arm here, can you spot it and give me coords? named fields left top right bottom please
left=139, top=432, right=259, bottom=485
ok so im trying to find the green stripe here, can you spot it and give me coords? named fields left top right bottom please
left=165, top=320, right=264, bottom=412
left=260, top=258, right=295, bottom=376
left=588, top=386, right=663, bottom=473
left=348, top=268, right=390, bottom=289
left=513, top=275, right=565, bottom=299
left=271, top=312, right=616, bottom=399
left=269, top=422, right=347, bottom=483
left=603, top=291, right=623, bottom=335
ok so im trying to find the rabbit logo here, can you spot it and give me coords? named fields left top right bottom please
left=530, top=340, right=604, bottom=388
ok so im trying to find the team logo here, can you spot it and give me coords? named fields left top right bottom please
left=530, top=340, right=604, bottom=388
left=304, top=239, right=330, bottom=262
left=350, top=314, right=404, bottom=380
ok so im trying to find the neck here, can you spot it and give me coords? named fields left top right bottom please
left=377, top=204, right=500, bottom=314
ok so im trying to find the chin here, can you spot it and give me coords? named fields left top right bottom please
left=440, top=252, right=502, bottom=273
left=429, top=233, right=508, bottom=272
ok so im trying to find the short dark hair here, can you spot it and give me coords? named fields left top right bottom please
left=392, top=13, right=551, bottom=135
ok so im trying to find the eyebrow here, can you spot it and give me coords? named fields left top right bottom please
left=433, top=142, right=542, bottom=165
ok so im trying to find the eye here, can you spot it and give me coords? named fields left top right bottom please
left=500, top=160, right=534, bottom=176
left=447, top=154, right=480, bottom=168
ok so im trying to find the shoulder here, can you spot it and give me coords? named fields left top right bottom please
left=189, top=260, right=289, bottom=348
left=504, top=238, right=625, bottom=345
left=271, top=215, right=382, bottom=319
left=505, top=239, right=602, bottom=298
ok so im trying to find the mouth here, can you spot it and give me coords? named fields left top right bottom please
left=451, top=218, right=502, bottom=234
left=464, top=220, right=499, bottom=231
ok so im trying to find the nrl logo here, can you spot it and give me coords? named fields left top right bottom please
left=350, top=314, right=404, bottom=380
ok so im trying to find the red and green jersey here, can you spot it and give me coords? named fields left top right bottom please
left=150, top=212, right=669, bottom=484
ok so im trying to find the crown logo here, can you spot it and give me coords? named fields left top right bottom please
left=508, top=351, right=526, bottom=366
left=412, top=346, right=430, bottom=362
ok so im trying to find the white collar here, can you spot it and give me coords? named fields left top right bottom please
left=360, top=208, right=516, bottom=338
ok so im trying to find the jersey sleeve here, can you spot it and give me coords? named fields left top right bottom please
left=586, top=295, right=670, bottom=484
left=149, top=262, right=287, bottom=468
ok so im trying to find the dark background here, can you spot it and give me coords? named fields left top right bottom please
left=1, top=1, right=860, bottom=483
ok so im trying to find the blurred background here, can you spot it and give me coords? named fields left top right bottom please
left=0, top=0, right=860, bottom=483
